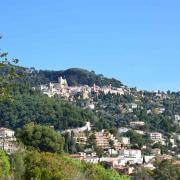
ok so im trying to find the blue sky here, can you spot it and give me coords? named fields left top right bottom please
left=1, top=0, right=180, bottom=91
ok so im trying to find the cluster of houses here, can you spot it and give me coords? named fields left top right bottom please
left=37, top=77, right=128, bottom=102
left=65, top=121, right=180, bottom=175
left=0, top=122, right=179, bottom=176
left=38, top=77, right=91, bottom=100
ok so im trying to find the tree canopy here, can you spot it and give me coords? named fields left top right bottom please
left=16, top=123, right=64, bottom=153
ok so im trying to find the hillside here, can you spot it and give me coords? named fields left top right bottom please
left=1, top=65, right=180, bottom=136
left=1, top=64, right=180, bottom=179
left=0, top=85, right=94, bottom=130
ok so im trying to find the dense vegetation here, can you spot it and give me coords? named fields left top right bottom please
left=0, top=85, right=94, bottom=130
left=0, top=149, right=128, bottom=180
left=135, top=160, right=180, bottom=180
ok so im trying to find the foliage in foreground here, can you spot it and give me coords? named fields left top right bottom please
left=0, top=149, right=129, bottom=180
left=0, top=150, right=10, bottom=179
left=23, top=150, right=129, bottom=180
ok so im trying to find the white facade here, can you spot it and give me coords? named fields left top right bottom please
left=150, top=132, right=162, bottom=141
left=0, top=141, right=17, bottom=154
left=130, top=121, right=145, bottom=127
left=175, top=115, right=180, bottom=126
left=114, top=157, right=143, bottom=166
left=0, top=128, right=17, bottom=155
left=155, top=108, right=165, bottom=114
left=100, top=156, right=143, bottom=166
left=175, top=115, right=180, bottom=121
left=63, top=122, right=91, bottom=134
left=119, top=149, right=142, bottom=158
left=108, top=149, right=118, bottom=155
left=134, top=130, right=145, bottom=135
left=131, top=103, right=138, bottom=109
left=0, top=128, right=15, bottom=138
left=87, top=103, right=95, bottom=110
left=118, top=127, right=129, bottom=134
left=121, top=137, right=130, bottom=145
left=151, top=148, right=161, bottom=155
left=100, top=87, right=124, bottom=95
left=58, top=76, right=68, bottom=87
left=83, top=157, right=99, bottom=164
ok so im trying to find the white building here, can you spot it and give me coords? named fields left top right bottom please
left=121, top=137, right=130, bottom=145
left=117, top=88, right=125, bottom=95
left=62, top=122, right=91, bottom=134
left=108, top=149, right=118, bottom=155
left=151, top=148, right=161, bottom=156
left=170, top=138, right=176, bottom=147
left=58, top=76, right=68, bottom=87
left=118, top=127, right=129, bottom=134
left=119, top=149, right=142, bottom=158
left=0, top=128, right=17, bottom=154
left=0, top=141, right=17, bottom=154
left=134, top=130, right=145, bottom=135
left=83, top=156, right=99, bottom=164
left=113, top=157, right=143, bottom=166
left=150, top=132, right=162, bottom=142
left=70, top=154, right=99, bottom=164
left=130, top=121, right=145, bottom=127
left=131, top=103, right=138, bottom=109
left=87, top=103, right=95, bottom=110
left=0, top=128, right=15, bottom=138
left=155, top=108, right=165, bottom=114
left=175, top=115, right=180, bottom=126
left=175, top=115, right=180, bottom=121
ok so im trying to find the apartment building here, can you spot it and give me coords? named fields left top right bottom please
left=150, top=132, right=162, bottom=141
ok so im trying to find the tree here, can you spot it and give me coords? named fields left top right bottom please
left=134, top=166, right=153, bottom=180
left=63, top=131, right=77, bottom=153
left=0, top=36, right=19, bottom=101
left=109, top=139, right=115, bottom=156
left=153, top=160, right=180, bottom=180
left=0, top=149, right=10, bottom=179
left=95, top=147, right=104, bottom=158
left=125, top=130, right=147, bottom=149
left=87, top=133, right=96, bottom=147
left=16, top=123, right=64, bottom=153
left=12, top=148, right=25, bottom=180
